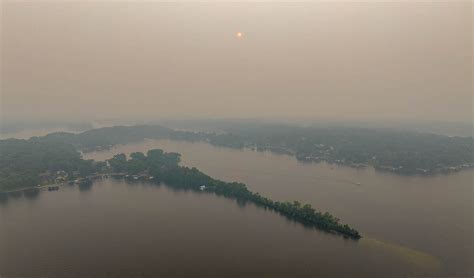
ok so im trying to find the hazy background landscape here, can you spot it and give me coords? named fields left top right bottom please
left=2, top=1, right=472, bottom=127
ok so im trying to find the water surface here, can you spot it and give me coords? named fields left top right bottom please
left=1, top=139, right=472, bottom=277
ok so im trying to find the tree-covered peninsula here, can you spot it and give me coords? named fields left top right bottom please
left=107, top=149, right=361, bottom=239
left=0, top=138, right=361, bottom=239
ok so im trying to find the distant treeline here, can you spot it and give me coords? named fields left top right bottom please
left=1, top=121, right=93, bottom=134
left=108, top=149, right=361, bottom=239
left=35, top=124, right=474, bottom=175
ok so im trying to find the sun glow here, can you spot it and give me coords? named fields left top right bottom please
left=236, top=32, right=243, bottom=38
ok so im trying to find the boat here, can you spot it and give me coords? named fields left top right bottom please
left=78, top=178, right=93, bottom=191
left=79, top=178, right=93, bottom=187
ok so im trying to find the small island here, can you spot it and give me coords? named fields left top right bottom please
left=0, top=138, right=361, bottom=239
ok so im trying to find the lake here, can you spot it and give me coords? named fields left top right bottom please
left=1, top=139, right=472, bottom=277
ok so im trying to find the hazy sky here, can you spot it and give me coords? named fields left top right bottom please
left=1, top=1, right=472, bottom=123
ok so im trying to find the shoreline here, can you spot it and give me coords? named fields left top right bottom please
left=82, top=138, right=474, bottom=177
left=0, top=174, right=118, bottom=194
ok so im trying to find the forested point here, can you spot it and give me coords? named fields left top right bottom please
left=107, top=149, right=361, bottom=239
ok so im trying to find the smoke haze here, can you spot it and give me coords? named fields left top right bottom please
left=1, top=1, right=472, bottom=123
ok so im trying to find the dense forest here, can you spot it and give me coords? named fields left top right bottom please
left=0, top=139, right=105, bottom=192
left=34, top=123, right=474, bottom=175
left=108, top=149, right=361, bottom=239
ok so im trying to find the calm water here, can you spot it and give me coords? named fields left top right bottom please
left=1, top=139, right=472, bottom=277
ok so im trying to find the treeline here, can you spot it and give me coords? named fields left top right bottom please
left=211, top=123, right=474, bottom=175
left=0, top=139, right=105, bottom=191
left=35, top=125, right=205, bottom=152
left=36, top=123, right=474, bottom=175
left=108, top=149, right=361, bottom=239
